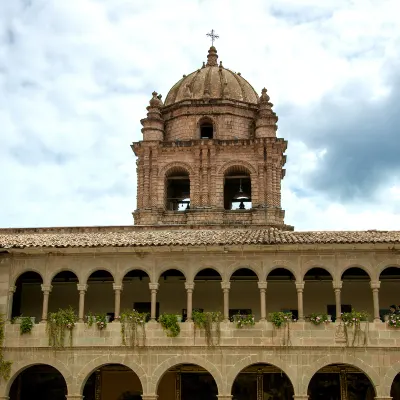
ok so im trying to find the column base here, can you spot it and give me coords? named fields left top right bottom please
left=374, top=397, right=392, bottom=399
left=216, top=396, right=233, bottom=400
left=293, top=396, right=309, bottom=399
left=65, top=396, right=84, bottom=400
left=141, top=395, right=158, bottom=400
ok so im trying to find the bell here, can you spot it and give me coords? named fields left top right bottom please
left=233, top=179, right=250, bottom=201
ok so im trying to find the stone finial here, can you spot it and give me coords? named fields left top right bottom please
left=149, top=91, right=163, bottom=108
left=206, top=46, right=218, bottom=67
left=260, top=87, right=270, bottom=103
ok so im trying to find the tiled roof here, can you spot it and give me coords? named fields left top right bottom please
left=0, top=226, right=399, bottom=249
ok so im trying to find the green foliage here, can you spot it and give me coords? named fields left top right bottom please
left=192, top=311, right=223, bottom=346
left=387, top=313, right=400, bottom=328
left=158, top=313, right=180, bottom=337
left=46, top=306, right=78, bottom=348
left=269, top=311, right=292, bottom=328
left=341, top=309, right=369, bottom=326
left=120, top=309, right=147, bottom=347
left=232, top=313, right=255, bottom=329
left=341, top=309, right=369, bottom=347
left=0, top=314, right=12, bottom=381
left=86, top=312, right=108, bottom=330
left=309, top=313, right=330, bottom=326
left=19, top=316, right=34, bottom=334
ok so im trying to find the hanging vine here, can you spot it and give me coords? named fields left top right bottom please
left=269, top=311, right=292, bottom=347
left=120, top=310, right=147, bottom=347
left=341, top=309, right=369, bottom=347
left=0, top=315, right=11, bottom=381
left=192, top=311, right=223, bottom=346
left=46, top=307, right=78, bottom=348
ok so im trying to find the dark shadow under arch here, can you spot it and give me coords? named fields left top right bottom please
left=231, top=363, right=294, bottom=399
left=49, top=271, right=79, bottom=312
left=308, top=363, right=376, bottom=399
left=9, top=364, right=67, bottom=400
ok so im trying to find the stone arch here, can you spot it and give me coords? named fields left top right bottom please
left=377, top=261, right=400, bottom=279
left=266, top=264, right=300, bottom=282
left=11, top=268, right=44, bottom=287
left=197, top=116, right=217, bottom=139
left=301, top=354, right=380, bottom=395
left=118, top=266, right=152, bottom=286
left=302, top=264, right=335, bottom=281
left=226, top=355, right=297, bottom=394
left=228, top=261, right=262, bottom=281
left=218, top=160, right=256, bottom=176
left=75, top=354, right=148, bottom=394
left=149, top=355, right=223, bottom=394
left=383, top=362, right=400, bottom=397
left=191, top=266, right=224, bottom=282
left=3, top=359, right=72, bottom=397
left=154, top=266, right=188, bottom=282
left=81, top=267, right=116, bottom=285
left=340, top=264, right=373, bottom=280
left=159, top=161, right=194, bottom=178
left=48, top=268, right=80, bottom=284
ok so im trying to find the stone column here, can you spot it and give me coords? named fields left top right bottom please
left=185, top=282, right=194, bottom=322
left=77, top=284, right=87, bottom=322
left=296, top=282, right=305, bottom=321
left=370, top=281, right=381, bottom=322
left=258, top=281, right=267, bottom=321
left=333, top=281, right=342, bottom=321
left=149, top=283, right=159, bottom=321
left=221, top=282, right=231, bottom=322
left=41, top=284, right=52, bottom=323
left=113, top=284, right=123, bottom=321
left=6, top=286, right=16, bottom=322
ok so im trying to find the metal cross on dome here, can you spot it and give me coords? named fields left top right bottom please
left=206, top=29, right=219, bottom=46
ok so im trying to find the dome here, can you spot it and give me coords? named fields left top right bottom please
left=164, top=47, right=259, bottom=106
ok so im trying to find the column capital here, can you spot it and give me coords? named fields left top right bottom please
left=185, top=282, right=195, bottom=291
left=370, top=280, right=381, bottom=290
left=112, top=283, right=123, bottom=291
left=257, top=281, right=267, bottom=290
left=41, top=284, right=52, bottom=293
left=149, top=282, right=160, bottom=291
left=295, top=282, right=305, bottom=291
left=332, top=281, right=342, bottom=290
left=221, top=281, right=231, bottom=291
left=8, top=286, right=16, bottom=293
left=77, top=284, right=88, bottom=292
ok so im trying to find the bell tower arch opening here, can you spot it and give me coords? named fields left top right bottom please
left=198, top=117, right=214, bottom=139
left=165, top=166, right=191, bottom=211
left=224, top=165, right=252, bottom=210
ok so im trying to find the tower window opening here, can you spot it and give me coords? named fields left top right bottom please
left=224, top=168, right=252, bottom=210
left=200, top=121, right=214, bottom=139
left=166, top=170, right=190, bottom=211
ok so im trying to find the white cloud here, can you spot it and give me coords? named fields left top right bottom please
left=0, top=0, right=399, bottom=229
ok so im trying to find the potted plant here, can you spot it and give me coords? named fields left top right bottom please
left=158, top=313, right=180, bottom=337
left=387, top=314, right=400, bottom=328
left=269, top=311, right=292, bottom=328
left=86, top=312, right=110, bottom=330
left=309, top=313, right=330, bottom=326
left=12, top=315, right=35, bottom=335
left=232, top=313, right=255, bottom=328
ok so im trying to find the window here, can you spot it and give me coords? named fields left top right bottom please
left=199, top=118, right=214, bottom=139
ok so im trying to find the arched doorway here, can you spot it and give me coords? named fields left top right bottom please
left=86, top=270, right=114, bottom=321
left=304, top=268, right=334, bottom=321
left=341, top=267, right=373, bottom=318
left=193, top=268, right=222, bottom=316
left=157, top=363, right=218, bottom=400
left=379, top=266, right=400, bottom=321
left=308, top=363, right=375, bottom=399
left=121, top=269, right=151, bottom=319
left=11, top=271, right=43, bottom=322
left=83, top=364, right=142, bottom=400
left=266, top=268, right=297, bottom=320
left=9, top=364, right=67, bottom=400
left=391, top=372, right=400, bottom=399
left=159, top=269, right=186, bottom=320
left=230, top=268, right=258, bottom=320
left=49, top=271, right=79, bottom=311
left=231, top=363, right=294, bottom=399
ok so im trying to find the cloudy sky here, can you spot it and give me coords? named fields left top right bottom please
left=1, top=0, right=399, bottom=230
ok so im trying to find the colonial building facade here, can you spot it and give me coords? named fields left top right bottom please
left=1, top=46, right=400, bottom=400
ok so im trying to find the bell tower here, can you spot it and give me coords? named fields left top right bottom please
left=132, top=47, right=293, bottom=230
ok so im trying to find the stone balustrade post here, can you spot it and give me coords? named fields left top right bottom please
left=185, top=282, right=195, bottom=322
left=295, top=282, right=305, bottom=321
left=149, top=283, right=159, bottom=321
left=332, top=281, right=342, bottom=321
left=221, top=281, right=231, bottom=322
left=113, top=284, right=123, bottom=321
left=40, top=284, right=52, bottom=323
left=370, top=280, right=381, bottom=322
left=7, top=286, right=16, bottom=322
left=257, top=281, right=267, bottom=321
left=77, top=284, right=88, bottom=322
